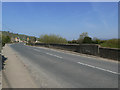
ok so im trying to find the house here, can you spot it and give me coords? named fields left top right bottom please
left=15, top=37, right=21, bottom=42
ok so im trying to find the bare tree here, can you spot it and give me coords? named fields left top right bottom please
left=78, top=32, right=88, bottom=44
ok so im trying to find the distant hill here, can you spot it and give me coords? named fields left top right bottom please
left=1, top=31, right=37, bottom=41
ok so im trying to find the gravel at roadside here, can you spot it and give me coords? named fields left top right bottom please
left=2, top=44, right=38, bottom=88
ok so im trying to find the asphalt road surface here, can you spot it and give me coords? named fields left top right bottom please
left=9, top=43, right=119, bottom=88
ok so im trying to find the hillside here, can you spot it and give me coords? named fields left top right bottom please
left=1, top=31, right=37, bottom=42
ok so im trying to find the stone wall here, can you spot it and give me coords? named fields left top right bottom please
left=77, top=44, right=99, bottom=56
left=33, top=43, right=99, bottom=56
left=99, top=47, right=120, bottom=60
left=29, top=43, right=119, bottom=61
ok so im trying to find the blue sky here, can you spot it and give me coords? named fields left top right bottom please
left=3, top=2, right=118, bottom=40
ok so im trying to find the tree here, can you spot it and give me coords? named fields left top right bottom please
left=78, top=32, right=88, bottom=44
left=39, top=34, right=67, bottom=44
left=30, top=37, right=36, bottom=42
left=100, top=39, right=119, bottom=48
left=2, top=35, right=6, bottom=46
left=2, top=35, right=11, bottom=46
left=92, top=37, right=101, bottom=44
left=83, top=36, right=92, bottom=44
left=5, top=36, right=11, bottom=43
left=68, top=40, right=78, bottom=44
left=33, top=37, right=36, bottom=42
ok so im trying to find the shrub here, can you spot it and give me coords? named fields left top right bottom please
left=100, top=39, right=119, bottom=48
left=83, top=36, right=92, bottom=44
left=68, top=40, right=78, bottom=44
left=2, top=35, right=11, bottom=46
left=78, top=32, right=88, bottom=44
left=39, top=34, right=67, bottom=44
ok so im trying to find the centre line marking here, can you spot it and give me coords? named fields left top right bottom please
left=46, top=53, right=63, bottom=59
left=34, top=49, right=41, bottom=52
left=77, top=62, right=119, bottom=75
left=34, top=49, right=62, bottom=58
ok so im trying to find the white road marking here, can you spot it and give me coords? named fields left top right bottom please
left=24, top=45, right=118, bottom=64
left=36, top=46, right=100, bottom=58
left=46, top=53, right=63, bottom=59
left=32, top=46, right=119, bottom=75
left=34, top=46, right=119, bottom=63
left=34, top=49, right=62, bottom=59
left=77, top=62, right=119, bottom=75
left=34, top=49, right=41, bottom=52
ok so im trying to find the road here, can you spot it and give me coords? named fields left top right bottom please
left=8, top=43, right=119, bottom=88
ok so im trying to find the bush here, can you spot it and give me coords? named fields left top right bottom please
left=39, top=34, right=67, bottom=44
left=2, top=35, right=11, bottom=46
left=78, top=32, right=88, bottom=44
left=68, top=40, right=78, bottom=44
left=100, top=39, right=119, bottom=48
left=83, top=37, right=92, bottom=44
left=92, top=39, right=106, bottom=44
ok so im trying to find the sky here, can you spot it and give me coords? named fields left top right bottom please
left=2, top=0, right=120, bottom=2
left=2, top=2, right=118, bottom=40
